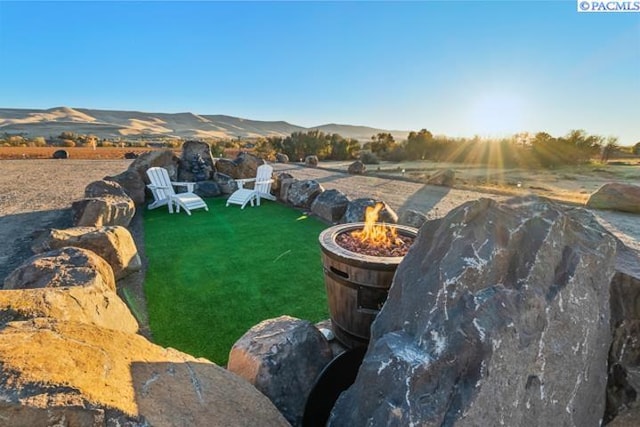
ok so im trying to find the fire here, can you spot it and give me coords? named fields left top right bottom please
left=351, top=203, right=400, bottom=248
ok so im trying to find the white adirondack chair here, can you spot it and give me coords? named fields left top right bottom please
left=146, top=167, right=209, bottom=215
left=226, top=163, right=276, bottom=209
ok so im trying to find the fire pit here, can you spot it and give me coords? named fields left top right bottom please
left=319, top=205, right=417, bottom=348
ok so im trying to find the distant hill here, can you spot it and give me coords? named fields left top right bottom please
left=0, top=107, right=410, bottom=142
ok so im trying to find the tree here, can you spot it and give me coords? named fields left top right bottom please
left=633, top=142, right=640, bottom=155
left=405, top=129, right=434, bottom=160
left=370, top=133, right=396, bottom=157
left=600, top=136, right=619, bottom=162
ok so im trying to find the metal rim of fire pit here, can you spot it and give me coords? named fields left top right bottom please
left=319, top=222, right=418, bottom=267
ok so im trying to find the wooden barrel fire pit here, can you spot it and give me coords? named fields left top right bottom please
left=319, top=222, right=418, bottom=348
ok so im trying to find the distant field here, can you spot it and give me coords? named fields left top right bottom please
left=0, top=146, right=164, bottom=160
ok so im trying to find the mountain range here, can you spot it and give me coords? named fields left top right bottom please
left=0, top=107, right=410, bottom=142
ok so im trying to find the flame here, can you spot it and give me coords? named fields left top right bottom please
left=351, top=203, right=399, bottom=248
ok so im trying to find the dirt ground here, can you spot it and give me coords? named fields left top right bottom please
left=0, top=158, right=638, bottom=331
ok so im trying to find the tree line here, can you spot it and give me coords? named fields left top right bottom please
left=2, top=129, right=638, bottom=168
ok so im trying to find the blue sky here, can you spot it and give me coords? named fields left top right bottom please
left=0, top=1, right=638, bottom=144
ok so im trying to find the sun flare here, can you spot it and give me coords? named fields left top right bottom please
left=468, top=93, right=525, bottom=137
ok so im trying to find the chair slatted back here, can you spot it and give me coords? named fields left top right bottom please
left=255, top=164, right=273, bottom=195
left=146, top=167, right=176, bottom=202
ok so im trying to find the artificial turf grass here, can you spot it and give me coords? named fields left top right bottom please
left=143, top=197, right=330, bottom=365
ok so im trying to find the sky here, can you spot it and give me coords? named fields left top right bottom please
left=0, top=1, right=638, bottom=145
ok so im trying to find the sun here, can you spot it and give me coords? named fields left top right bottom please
left=468, top=93, right=525, bottom=137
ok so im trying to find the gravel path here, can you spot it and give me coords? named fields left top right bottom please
left=1, top=159, right=638, bottom=284
left=0, top=159, right=133, bottom=281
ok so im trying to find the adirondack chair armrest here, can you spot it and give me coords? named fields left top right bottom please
left=234, top=178, right=256, bottom=190
left=171, top=181, right=196, bottom=193
left=255, top=179, right=274, bottom=185
left=147, top=184, right=171, bottom=190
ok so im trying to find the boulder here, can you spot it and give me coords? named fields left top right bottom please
left=71, top=195, right=135, bottom=227
left=330, top=196, right=617, bottom=427
left=0, top=285, right=138, bottom=334
left=276, top=153, right=289, bottom=163
left=310, top=189, right=350, bottom=223
left=228, top=316, right=333, bottom=426
left=606, top=319, right=640, bottom=423
left=586, top=183, right=640, bottom=213
left=278, top=177, right=298, bottom=203
left=52, top=149, right=69, bottom=159
left=213, top=172, right=238, bottom=195
left=84, top=179, right=129, bottom=199
left=105, top=169, right=147, bottom=205
left=195, top=180, right=222, bottom=198
left=341, top=198, right=398, bottom=224
left=4, top=246, right=116, bottom=292
left=128, top=149, right=179, bottom=183
left=607, top=271, right=640, bottom=423
left=272, top=172, right=294, bottom=196
left=305, top=155, right=318, bottom=167
left=178, top=140, right=216, bottom=182
left=124, top=151, right=139, bottom=159
left=286, top=180, right=324, bottom=208
left=31, top=226, right=141, bottom=280
left=398, top=209, right=428, bottom=229
left=215, top=153, right=264, bottom=179
left=347, top=160, right=366, bottom=175
left=0, top=319, right=290, bottom=427
left=426, top=168, right=455, bottom=186
left=607, top=406, right=640, bottom=427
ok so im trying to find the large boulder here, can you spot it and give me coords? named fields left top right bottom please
left=4, top=246, right=116, bottom=292
left=71, top=195, right=135, bottom=228
left=310, top=189, right=350, bottom=223
left=586, top=183, right=640, bottom=213
left=276, top=153, right=289, bottom=163
left=305, top=155, right=318, bottom=167
left=426, top=168, right=455, bottom=186
left=398, top=209, right=429, bottom=229
left=607, top=269, right=640, bottom=423
left=213, top=172, right=238, bottom=195
left=330, top=196, right=617, bottom=426
left=128, top=149, right=179, bottom=183
left=0, top=285, right=138, bottom=334
left=347, top=160, right=366, bottom=175
left=31, top=226, right=141, bottom=280
left=178, top=140, right=216, bottom=182
left=84, top=179, right=129, bottom=199
left=286, top=180, right=324, bottom=208
left=228, top=316, right=333, bottom=426
left=194, top=180, right=222, bottom=198
left=215, top=153, right=264, bottom=179
left=106, top=169, right=147, bottom=205
left=0, top=319, right=290, bottom=427
left=341, top=198, right=398, bottom=224
left=278, top=177, right=298, bottom=203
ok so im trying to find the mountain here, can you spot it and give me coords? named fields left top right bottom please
left=0, top=107, right=410, bottom=142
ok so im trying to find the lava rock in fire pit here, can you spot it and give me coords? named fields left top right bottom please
left=330, top=196, right=617, bottom=426
left=341, top=198, right=398, bottom=224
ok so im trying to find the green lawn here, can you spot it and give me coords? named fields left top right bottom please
left=143, top=197, right=329, bottom=365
